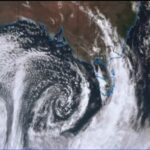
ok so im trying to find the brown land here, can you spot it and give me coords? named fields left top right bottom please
left=0, top=1, right=135, bottom=61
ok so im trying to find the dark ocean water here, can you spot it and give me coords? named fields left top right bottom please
left=127, top=1, right=150, bottom=126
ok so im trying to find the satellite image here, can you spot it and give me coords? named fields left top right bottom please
left=0, top=1, right=150, bottom=149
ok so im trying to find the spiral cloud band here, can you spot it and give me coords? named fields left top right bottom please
left=0, top=18, right=101, bottom=148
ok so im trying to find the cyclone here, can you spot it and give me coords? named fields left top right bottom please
left=1, top=1, right=150, bottom=149
left=0, top=19, right=101, bottom=148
